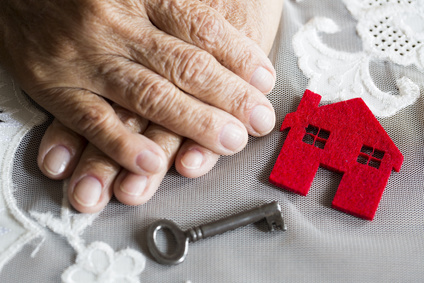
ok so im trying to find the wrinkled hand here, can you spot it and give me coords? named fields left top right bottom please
left=38, top=107, right=191, bottom=212
left=0, top=0, right=283, bottom=212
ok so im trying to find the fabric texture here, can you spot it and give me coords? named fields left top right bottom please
left=1, top=0, right=424, bottom=282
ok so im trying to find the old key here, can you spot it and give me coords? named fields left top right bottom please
left=146, top=201, right=287, bottom=265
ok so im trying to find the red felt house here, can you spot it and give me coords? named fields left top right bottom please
left=269, top=90, right=403, bottom=220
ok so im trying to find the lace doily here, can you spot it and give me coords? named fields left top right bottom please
left=293, top=0, right=423, bottom=117
left=0, top=67, right=45, bottom=273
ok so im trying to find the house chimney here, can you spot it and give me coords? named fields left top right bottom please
left=296, top=90, right=321, bottom=115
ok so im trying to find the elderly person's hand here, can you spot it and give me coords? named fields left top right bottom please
left=0, top=0, right=283, bottom=212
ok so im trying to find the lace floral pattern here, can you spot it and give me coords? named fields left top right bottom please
left=348, top=0, right=424, bottom=67
left=61, top=242, right=146, bottom=283
left=0, top=66, right=46, bottom=273
left=31, top=183, right=147, bottom=282
left=293, top=0, right=423, bottom=117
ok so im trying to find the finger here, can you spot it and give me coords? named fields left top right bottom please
left=92, top=58, right=249, bottom=155
left=114, top=124, right=183, bottom=206
left=33, top=88, right=167, bottom=176
left=68, top=107, right=150, bottom=213
left=119, top=27, right=275, bottom=137
left=175, top=140, right=220, bottom=178
left=67, top=144, right=119, bottom=213
left=145, top=0, right=276, bottom=93
left=38, top=119, right=86, bottom=179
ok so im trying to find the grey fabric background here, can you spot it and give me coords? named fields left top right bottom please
left=1, top=0, right=423, bottom=282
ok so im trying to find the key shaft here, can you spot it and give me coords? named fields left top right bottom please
left=186, top=201, right=286, bottom=242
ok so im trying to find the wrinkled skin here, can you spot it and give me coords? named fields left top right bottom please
left=0, top=0, right=283, bottom=212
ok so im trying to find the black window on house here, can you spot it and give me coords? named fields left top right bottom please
left=302, top=125, right=330, bottom=149
left=357, top=145, right=385, bottom=169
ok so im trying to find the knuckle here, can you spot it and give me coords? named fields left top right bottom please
left=166, top=0, right=224, bottom=47
left=100, top=131, right=136, bottom=165
left=144, top=125, right=182, bottom=160
left=114, top=105, right=148, bottom=133
left=72, top=104, right=113, bottom=139
left=83, top=150, right=119, bottom=173
left=194, top=110, right=221, bottom=136
left=230, top=86, right=254, bottom=113
left=231, top=41, right=257, bottom=71
left=132, top=78, right=177, bottom=124
left=176, top=49, right=216, bottom=90
left=193, top=8, right=224, bottom=48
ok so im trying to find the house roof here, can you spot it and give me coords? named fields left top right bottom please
left=281, top=90, right=403, bottom=172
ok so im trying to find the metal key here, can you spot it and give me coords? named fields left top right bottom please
left=146, top=201, right=287, bottom=265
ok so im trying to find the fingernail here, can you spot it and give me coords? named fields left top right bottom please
left=249, top=105, right=276, bottom=135
left=249, top=67, right=275, bottom=94
left=181, top=149, right=204, bottom=170
left=43, top=146, right=71, bottom=176
left=120, top=174, right=148, bottom=196
left=136, top=150, right=163, bottom=174
left=73, top=176, right=102, bottom=207
left=219, top=124, right=247, bottom=152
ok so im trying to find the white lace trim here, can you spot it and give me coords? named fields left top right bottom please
left=30, top=182, right=101, bottom=253
left=0, top=97, right=19, bottom=143
left=344, top=0, right=424, bottom=68
left=292, top=1, right=423, bottom=117
left=61, top=242, right=146, bottom=283
left=0, top=209, right=11, bottom=236
left=30, top=182, right=146, bottom=282
left=0, top=227, right=10, bottom=237
left=0, top=67, right=46, bottom=272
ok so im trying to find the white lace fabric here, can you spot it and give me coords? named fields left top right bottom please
left=1, top=0, right=424, bottom=282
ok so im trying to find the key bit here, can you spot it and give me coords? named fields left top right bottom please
left=147, top=201, right=287, bottom=265
left=264, top=203, right=287, bottom=232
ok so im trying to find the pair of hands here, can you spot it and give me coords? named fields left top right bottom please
left=0, top=0, right=283, bottom=213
